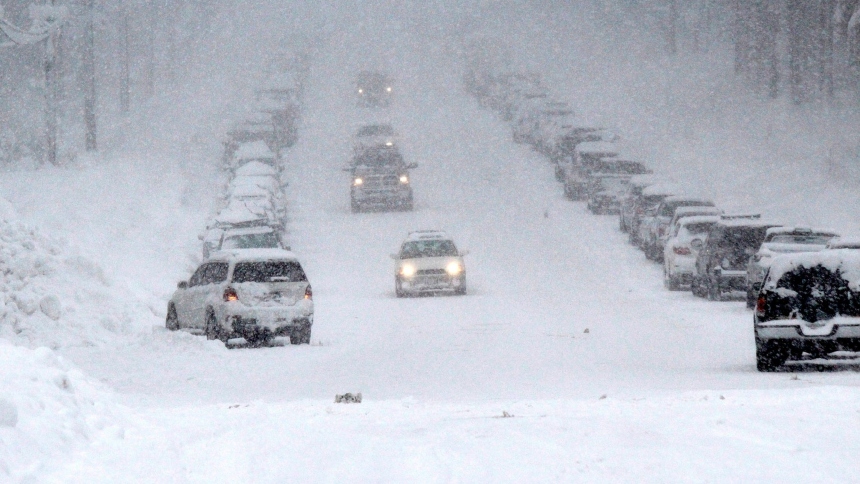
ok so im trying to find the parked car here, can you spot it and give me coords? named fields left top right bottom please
left=641, top=196, right=716, bottom=261
left=753, top=249, right=860, bottom=370
left=745, top=227, right=838, bottom=308
left=218, top=226, right=286, bottom=251
left=166, top=249, right=313, bottom=345
left=561, top=141, right=619, bottom=200
left=619, top=174, right=666, bottom=234
left=356, top=70, right=393, bottom=107
left=691, top=217, right=782, bottom=300
left=550, top=127, right=612, bottom=180
left=585, top=160, right=651, bottom=214
left=345, top=146, right=416, bottom=212
left=632, top=182, right=683, bottom=247
left=825, top=237, right=860, bottom=249
left=390, top=231, right=468, bottom=297
left=663, top=215, right=720, bottom=290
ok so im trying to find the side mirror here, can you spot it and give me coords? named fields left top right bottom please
left=751, top=282, right=762, bottom=294
left=460, top=250, right=470, bottom=256
left=177, top=281, right=188, bottom=289
left=197, top=234, right=204, bottom=241
left=690, top=239, right=703, bottom=250
left=407, top=163, right=418, bottom=169
left=713, top=267, right=722, bottom=276
left=389, top=253, right=399, bottom=260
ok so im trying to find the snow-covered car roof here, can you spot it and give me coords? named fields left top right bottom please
left=575, top=141, right=618, bottom=156
left=231, top=174, right=279, bottom=190
left=662, top=195, right=713, bottom=205
left=764, top=226, right=838, bottom=238
left=716, top=218, right=781, bottom=229
left=674, top=206, right=722, bottom=217
left=406, top=230, right=449, bottom=241
left=826, top=237, right=860, bottom=249
left=628, top=174, right=669, bottom=187
left=235, top=160, right=277, bottom=176
left=234, top=141, right=275, bottom=161
left=208, top=248, right=298, bottom=263
left=222, top=225, right=277, bottom=237
left=228, top=183, right=273, bottom=198
left=678, top=215, right=720, bottom=226
left=642, top=182, right=683, bottom=197
left=765, top=249, right=860, bottom=291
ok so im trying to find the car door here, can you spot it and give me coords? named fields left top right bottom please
left=174, top=264, right=207, bottom=328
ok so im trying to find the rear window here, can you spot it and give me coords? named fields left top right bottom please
left=685, top=222, right=714, bottom=234
left=769, top=234, right=834, bottom=245
left=222, top=232, right=280, bottom=250
left=232, top=261, right=307, bottom=283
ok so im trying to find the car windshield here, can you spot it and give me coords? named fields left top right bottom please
left=357, top=125, right=393, bottom=137
left=232, top=261, right=307, bottom=283
left=769, top=234, right=833, bottom=245
left=354, top=150, right=403, bottom=167
left=660, top=201, right=713, bottom=217
left=400, top=240, right=458, bottom=258
left=685, top=222, right=715, bottom=235
left=221, top=232, right=280, bottom=250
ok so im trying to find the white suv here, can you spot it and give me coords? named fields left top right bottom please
left=391, top=231, right=468, bottom=297
left=166, top=248, right=313, bottom=345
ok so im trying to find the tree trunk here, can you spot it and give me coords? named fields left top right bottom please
left=83, top=0, right=96, bottom=151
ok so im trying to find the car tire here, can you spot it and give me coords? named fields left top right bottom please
left=691, top=276, right=706, bottom=298
left=746, top=288, right=757, bottom=309
left=290, top=320, right=311, bottom=345
left=756, top=339, right=789, bottom=371
left=563, top=183, right=573, bottom=200
left=707, top=277, right=722, bottom=301
left=554, top=165, right=564, bottom=182
left=395, top=279, right=405, bottom=298
left=619, top=216, right=627, bottom=233
left=166, top=304, right=180, bottom=331
left=455, top=279, right=467, bottom=296
left=205, top=311, right=225, bottom=342
left=350, top=199, right=361, bottom=213
left=664, top=267, right=680, bottom=291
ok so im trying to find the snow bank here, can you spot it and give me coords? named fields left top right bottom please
left=0, top=197, right=153, bottom=349
left=0, top=340, right=126, bottom=481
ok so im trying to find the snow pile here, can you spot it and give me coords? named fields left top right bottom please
left=0, top=340, right=126, bottom=481
left=0, top=197, right=152, bottom=349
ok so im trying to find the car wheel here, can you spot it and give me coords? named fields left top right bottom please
left=691, top=276, right=706, bottom=298
left=205, top=311, right=225, bottom=342
left=166, top=304, right=180, bottom=331
left=756, top=339, right=789, bottom=371
left=350, top=200, right=361, bottom=213
left=707, top=277, right=722, bottom=301
left=290, top=320, right=311, bottom=345
left=395, top=279, right=405, bottom=298
left=554, top=165, right=564, bottom=182
left=619, top=216, right=627, bottom=233
left=563, top=183, right=573, bottom=200
left=455, top=279, right=467, bottom=296
left=664, top=267, right=680, bottom=291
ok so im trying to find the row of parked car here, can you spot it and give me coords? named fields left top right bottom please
left=464, top=47, right=860, bottom=372
left=166, top=55, right=315, bottom=347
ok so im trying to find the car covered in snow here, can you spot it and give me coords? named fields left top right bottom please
left=825, top=237, right=860, bottom=250
left=166, top=249, right=313, bottom=345
left=218, top=226, right=286, bottom=252
left=753, top=249, right=860, bottom=371
left=584, top=160, right=652, bottom=214
left=691, top=216, right=782, bottom=300
left=632, top=182, right=683, bottom=247
left=618, top=174, right=666, bottom=234
left=345, top=146, right=416, bottom=212
left=662, top=215, right=720, bottom=290
left=356, top=70, right=393, bottom=107
left=560, top=141, right=620, bottom=200
left=390, top=231, right=468, bottom=297
left=744, top=227, right=838, bottom=308
left=640, top=196, right=716, bottom=261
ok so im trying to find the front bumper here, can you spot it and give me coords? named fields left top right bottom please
left=399, top=273, right=465, bottom=293
left=352, top=187, right=412, bottom=206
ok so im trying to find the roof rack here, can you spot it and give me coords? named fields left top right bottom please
left=720, top=213, right=761, bottom=220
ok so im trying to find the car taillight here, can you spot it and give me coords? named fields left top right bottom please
left=304, top=285, right=313, bottom=300
left=755, top=296, right=766, bottom=317
left=223, top=287, right=238, bottom=302
left=673, top=246, right=691, bottom=255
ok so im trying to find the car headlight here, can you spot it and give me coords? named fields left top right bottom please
left=353, top=177, right=363, bottom=186
left=385, top=141, right=394, bottom=146
left=358, top=88, right=363, bottom=94
left=400, top=264, right=416, bottom=277
left=399, top=175, right=409, bottom=184
left=386, top=87, right=392, bottom=92
left=446, top=261, right=463, bottom=276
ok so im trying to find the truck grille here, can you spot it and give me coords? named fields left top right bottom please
left=363, top=175, right=400, bottom=189
left=417, top=269, right=446, bottom=275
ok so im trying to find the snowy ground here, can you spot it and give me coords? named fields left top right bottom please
left=3, top=4, right=860, bottom=482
